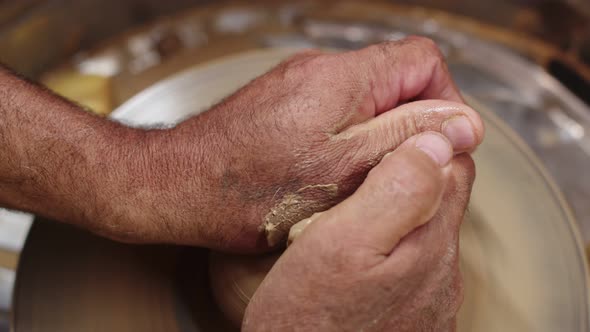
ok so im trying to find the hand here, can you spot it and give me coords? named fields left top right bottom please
left=109, top=36, right=483, bottom=252
left=243, top=131, right=474, bottom=331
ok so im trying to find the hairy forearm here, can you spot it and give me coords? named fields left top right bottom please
left=0, top=66, right=220, bottom=245
left=0, top=67, right=142, bottom=233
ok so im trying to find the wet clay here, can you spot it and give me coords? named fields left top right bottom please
left=287, top=212, right=323, bottom=246
left=262, top=184, right=337, bottom=246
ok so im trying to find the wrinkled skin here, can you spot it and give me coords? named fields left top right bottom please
left=1, top=37, right=482, bottom=252
left=0, top=35, right=483, bottom=248
left=244, top=132, right=476, bottom=331
left=0, top=35, right=483, bottom=331
left=119, top=36, right=483, bottom=251
left=0, top=36, right=482, bottom=250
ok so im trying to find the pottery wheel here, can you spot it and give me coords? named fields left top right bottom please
left=13, top=49, right=590, bottom=331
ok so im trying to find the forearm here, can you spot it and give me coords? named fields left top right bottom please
left=0, top=66, right=224, bottom=245
left=0, top=66, right=141, bottom=233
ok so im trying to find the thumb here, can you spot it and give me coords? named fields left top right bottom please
left=302, top=132, right=453, bottom=255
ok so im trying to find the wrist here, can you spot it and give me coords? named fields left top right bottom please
left=73, top=124, right=172, bottom=243
left=98, top=123, right=216, bottom=245
left=49, top=122, right=147, bottom=238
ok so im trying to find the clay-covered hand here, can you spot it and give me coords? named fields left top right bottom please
left=109, top=37, right=483, bottom=251
left=243, top=131, right=473, bottom=331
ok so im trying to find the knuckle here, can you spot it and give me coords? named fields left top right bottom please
left=408, top=36, right=441, bottom=54
left=357, top=42, right=395, bottom=73
left=367, top=41, right=392, bottom=58
left=402, top=110, right=422, bottom=136
left=363, top=41, right=400, bottom=70
left=363, top=37, right=447, bottom=72
left=406, top=36, right=446, bottom=67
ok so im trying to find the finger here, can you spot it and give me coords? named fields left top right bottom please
left=336, top=99, right=484, bottom=157
left=342, top=36, right=464, bottom=116
left=388, top=154, right=475, bottom=267
left=324, top=100, right=482, bottom=199
left=308, top=132, right=453, bottom=255
left=438, top=154, right=476, bottom=235
left=381, top=154, right=474, bottom=322
left=419, top=154, right=475, bottom=278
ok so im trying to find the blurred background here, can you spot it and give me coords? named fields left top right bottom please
left=0, top=0, right=589, bottom=331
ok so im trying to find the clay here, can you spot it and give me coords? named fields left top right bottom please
left=262, top=184, right=337, bottom=246
left=287, top=212, right=323, bottom=246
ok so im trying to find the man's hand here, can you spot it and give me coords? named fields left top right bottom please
left=0, top=37, right=483, bottom=252
left=243, top=131, right=473, bottom=331
left=136, top=36, right=483, bottom=251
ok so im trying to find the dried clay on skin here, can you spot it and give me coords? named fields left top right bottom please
left=262, top=184, right=337, bottom=246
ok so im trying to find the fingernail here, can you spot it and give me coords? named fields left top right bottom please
left=415, top=133, right=453, bottom=166
left=442, top=116, right=476, bottom=150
